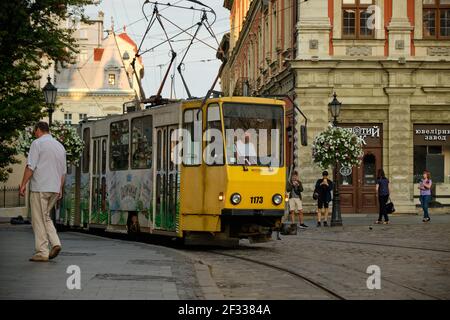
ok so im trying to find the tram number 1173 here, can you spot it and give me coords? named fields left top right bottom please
left=250, top=196, right=263, bottom=204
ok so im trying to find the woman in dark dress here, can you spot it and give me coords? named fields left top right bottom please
left=375, top=169, right=391, bottom=224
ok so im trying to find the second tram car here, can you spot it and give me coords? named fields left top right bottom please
left=58, top=97, right=287, bottom=244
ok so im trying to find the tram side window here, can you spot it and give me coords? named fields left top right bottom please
left=206, top=104, right=224, bottom=165
left=131, top=116, right=153, bottom=169
left=82, top=128, right=90, bottom=173
left=182, top=109, right=202, bottom=166
left=101, top=139, right=106, bottom=174
left=110, top=120, right=129, bottom=170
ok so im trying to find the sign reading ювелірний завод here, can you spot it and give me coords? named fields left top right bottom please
left=414, top=124, right=450, bottom=146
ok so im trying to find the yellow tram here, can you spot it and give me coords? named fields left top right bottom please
left=59, top=97, right=287, bottom=245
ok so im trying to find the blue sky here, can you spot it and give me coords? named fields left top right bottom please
left=84, top=0, right=230, bottom=99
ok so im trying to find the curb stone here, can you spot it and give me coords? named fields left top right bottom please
left=163, top=248, right=225, bottom=300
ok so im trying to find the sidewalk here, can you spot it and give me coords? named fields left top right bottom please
left=0, top=225, right=204, bottom=300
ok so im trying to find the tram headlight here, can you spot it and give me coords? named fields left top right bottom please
left=230, top=193, right=241, bottom=205
left=272, top=194, right=283, bottom=206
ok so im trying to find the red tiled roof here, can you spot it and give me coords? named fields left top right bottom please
left=93, top=48, right=104, bottom=61
left=118, top=33, right=138, bottom=51
left=118, top=33, right=142, bottom=64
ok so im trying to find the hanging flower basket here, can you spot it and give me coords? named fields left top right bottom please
left=16, top=121, right=84, bottom=166
left=312, top=124, right=364, bottom=170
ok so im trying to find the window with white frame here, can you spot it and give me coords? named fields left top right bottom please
left=79, top=29, right=88, bottom=39
left=78, top=49, right=87, bottom=63
left=79, top=113, right=87, bottom=121
left=108, top=74, right=116, bottom=86
left=64, top=113, right=72, bottom=125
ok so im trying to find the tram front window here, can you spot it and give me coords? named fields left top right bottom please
left=223, top=103, right=283, bottom=167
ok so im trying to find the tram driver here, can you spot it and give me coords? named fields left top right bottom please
left=235, top=131, right=257, bottom=166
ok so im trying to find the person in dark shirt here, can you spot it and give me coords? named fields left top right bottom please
left=375, top=169, right=391, bottom=224
left=315, top=171, right=333, bottom=227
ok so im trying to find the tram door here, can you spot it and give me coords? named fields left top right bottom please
left=90, top=137, right=108, bottom=225
left=155, top=125, right=179, bottom=231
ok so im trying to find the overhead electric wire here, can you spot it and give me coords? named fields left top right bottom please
left=159, top=14, right=217, bottom=51
left=130, top=0, right=300, bottom=100
left=114, top=0, right=184, bottom=34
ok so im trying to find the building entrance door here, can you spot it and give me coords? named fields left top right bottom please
left=338, top=124, right=383, bottom=213
left=339, top=149, right=382, bottom=213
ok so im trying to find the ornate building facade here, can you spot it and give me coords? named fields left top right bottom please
left=40, top=12, right=145, bottom=125
left=0, top=13, right=145, bottom=216
left=220, top=0, right=450, bottom=214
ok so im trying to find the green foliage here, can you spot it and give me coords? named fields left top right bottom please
left=312, top=124, right=365, bottom=170
left=0, top=0, right=96, bottom=182
left=17, top=121, right=84, bottom=166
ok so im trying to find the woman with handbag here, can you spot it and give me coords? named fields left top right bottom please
left=419, top=170, right=432, bottom=223
left=375, top=169, right=391, bottom=225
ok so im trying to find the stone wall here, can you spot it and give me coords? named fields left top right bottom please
left=291, top=59, right=450, bottom=214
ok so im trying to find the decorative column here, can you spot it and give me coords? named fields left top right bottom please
left=384, top=86, right=416, bottom=213
left=296, top=0, right=331, bottom=59
left=387, top=0, right=413, bottom=58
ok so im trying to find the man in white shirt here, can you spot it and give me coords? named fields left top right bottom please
left=20, top=121, right=66, bottom=262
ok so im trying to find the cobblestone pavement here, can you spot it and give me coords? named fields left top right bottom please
left=0, top=225, right=204, bottom=300
left=186, top=214, right=450, bottom=300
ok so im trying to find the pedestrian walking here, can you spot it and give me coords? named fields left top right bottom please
left=419, top=170, right=432, bottom=222
left=287, top=171, right=308, bottom=228
left=19, top=121, right=66, bottom=262
left=314, top=171, right=333, bottom=227
left=375, top=169, right=391, bottom=225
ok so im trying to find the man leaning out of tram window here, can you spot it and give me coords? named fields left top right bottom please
left=287, top=171, right=308, bottom=229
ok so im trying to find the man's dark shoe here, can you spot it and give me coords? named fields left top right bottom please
left=317, top=222, right=321, bottom=227
left=49, top=245, right=62, bottom=260
left=300, top=224, right=308, bottom=228
left=323, top=221, right=328, bottom=227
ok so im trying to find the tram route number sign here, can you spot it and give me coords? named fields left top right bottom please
left=340, top=166, right=352, bottom=177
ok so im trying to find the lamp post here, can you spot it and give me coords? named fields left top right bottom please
left=42, top=75, right=57, bottom=126
left=329, top=92, right=343, bottom=227
left=42, top=75, right=58, bottom=224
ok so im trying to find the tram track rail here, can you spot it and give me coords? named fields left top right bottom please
left=202, top=242, right=447, bottom=300
left=58, top=227, right=448, bottom=300
left=260, top=247, right=445, bottom=300
left=206, top=250, right=346, bottom=300
left=299, top=237, right=450, bottom=254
